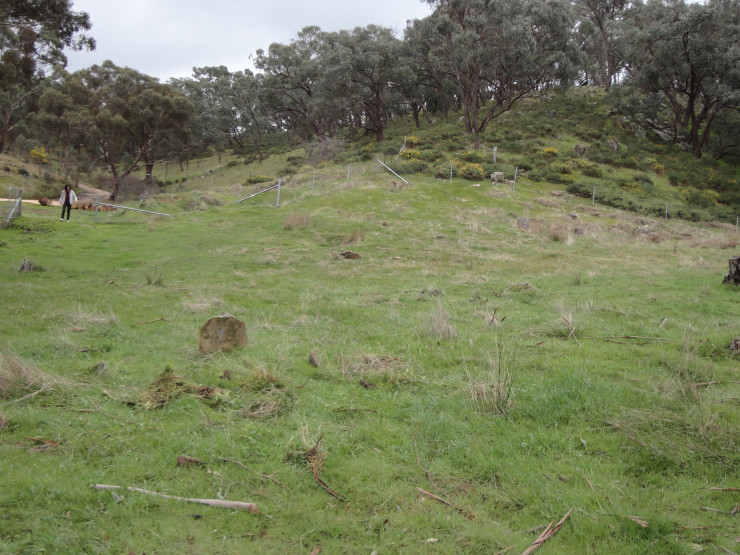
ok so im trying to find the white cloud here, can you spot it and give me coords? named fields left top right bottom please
left=65, top=0, right=433, bottom=81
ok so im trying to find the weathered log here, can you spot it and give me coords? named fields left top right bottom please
left=722, top=256, right=740, bottom=285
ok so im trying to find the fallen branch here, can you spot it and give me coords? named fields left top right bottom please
left=134, top=317, right=170, bottom=325
left=91, top=484, right=259, bottom=513
left=417, top=487, right=474, bottom=520
left=493, top=546, right=515, bottom=555
left=304, top=435, right=345, bottom=501
left=702, top=504, right=739, bottom=516
left=521, top=508, right=572, bottom=555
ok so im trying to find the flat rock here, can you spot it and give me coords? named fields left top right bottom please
left=199, top=313, right=247, bottom=353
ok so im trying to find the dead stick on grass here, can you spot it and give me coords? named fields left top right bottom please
left=416, top=487, right=474, bottom=520
left=493, top=546, right=515, bottom=555
left=702, top=504, right=739, bottom=515
left=707, top=487, right=740, bottom=492
left=521, top=508, right=572, bottom=555
left=91, top=484, right=259, bottom=513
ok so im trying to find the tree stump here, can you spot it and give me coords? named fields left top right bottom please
left=723, top=256, right=740, bottom=285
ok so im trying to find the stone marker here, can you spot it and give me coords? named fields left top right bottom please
left=199, top=313, right=247, bottom=353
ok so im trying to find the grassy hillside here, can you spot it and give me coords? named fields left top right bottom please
left=1, top=90, right=739, bottom=554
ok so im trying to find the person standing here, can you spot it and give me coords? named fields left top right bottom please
left=59, top=184, right=77, bottom=221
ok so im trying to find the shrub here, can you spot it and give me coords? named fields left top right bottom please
left=459, top=151, right=488, bottom=164
left=226, top=160, right=240, bottom=168
left=244, top=175, right=271, bottom=185
left=543, top=147, right=559, bottom=158
left=406, top=135, right=422, bottom=147
left=512, top=158, right=535, bottom=172
left=457, top=162, right=486, bottom=181
left=680, top=187, right=718, bottom=209
left=17, top=168, right=29, bottom=177
left=582, top=164, right=603, bottom=178
left=399, top=149, right=421, bottom=160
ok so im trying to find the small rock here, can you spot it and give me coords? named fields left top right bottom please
left=199, top=313, right=247, bottom=354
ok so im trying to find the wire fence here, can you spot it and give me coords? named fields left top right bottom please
left=1, top=187, right=22, bottom=228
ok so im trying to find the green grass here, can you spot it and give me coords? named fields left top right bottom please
left=2, top=98, right=740, bottom=553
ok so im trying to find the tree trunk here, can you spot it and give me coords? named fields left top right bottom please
left=723, top=256, right=740, bottom=285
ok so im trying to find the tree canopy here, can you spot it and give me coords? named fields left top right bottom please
left=17, top=0, right=740, bottom=185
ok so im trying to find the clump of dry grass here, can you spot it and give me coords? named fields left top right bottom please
left=182, top=293, right=225, bottom=313
left=534, top=197, right=561, bottom=208
left=243, top=389, right=290, bottom=420
left=338, top=353, right=409, bottom=385
left=423, top=303, right=458, bottom=341
left=0, top=352, right=68, bottom=400
left=283, top=212, right=309, bottom=230
left=71, top=305, right=118, bottom=327
left=242, top=368, right=285, bottom=392
left=343, top=229, right=365, bottom=245
left=140, top=367, right=228, bottom=410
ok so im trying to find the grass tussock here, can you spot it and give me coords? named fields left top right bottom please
left=283, top=212, right=309, bottom=230
left=467, top=339, right=517, bottom=416
left=338, top=353, right=409, bottom=384
left=71, top=305, right=118, bottom=327
left=343, top=229, right=365, bottom=245
left=422, top=302, right=458, bottom=341
left=0, top=352, right=69, bottom=400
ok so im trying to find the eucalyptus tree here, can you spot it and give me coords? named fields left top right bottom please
left=618, top=0, right=740, bottom=158
left=412, top=0, right=579, bottom=148
left=41, top=61, right=193, bottom=199
left=174, top=66, right=268, bottom=161
left=255, top=26, right=341, bottom=142
left=572, top=0, right=632, bottom=90
left=0, top=0, right=94, bottom=151
left=402, top=18, right=458, bottom=123
left=321, top=25, right=404, bottom=141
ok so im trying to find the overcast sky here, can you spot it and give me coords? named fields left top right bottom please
left=64, top=0, right=433, bottom=82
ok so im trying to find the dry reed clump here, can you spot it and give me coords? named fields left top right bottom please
left=0, top=352, right=69, bottom=400
left=283, top=212, right=309, bottom=230
left=466, top=340, right=517, bottom=416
